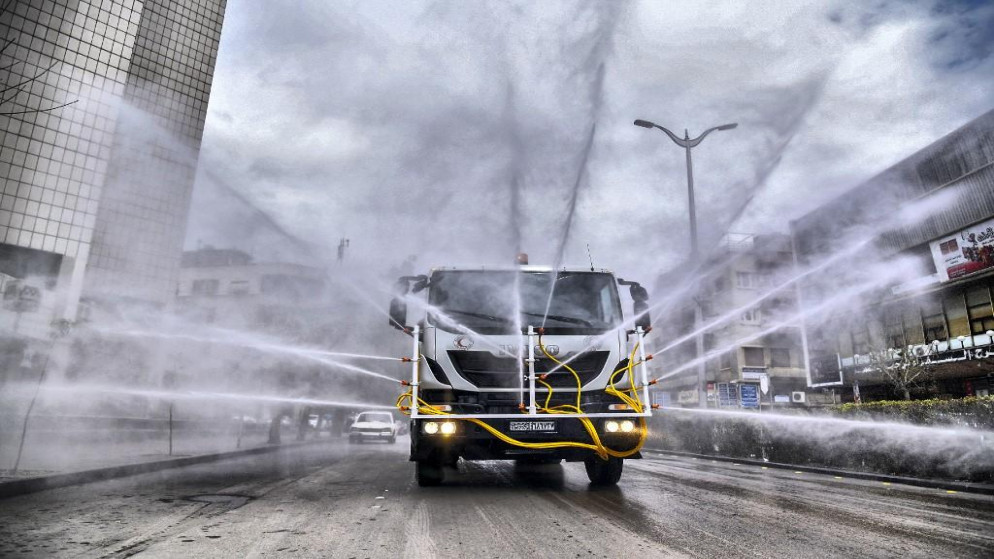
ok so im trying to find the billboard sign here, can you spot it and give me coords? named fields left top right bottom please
left=929, top=217, right=994, bottom=282
left=739, top=384, right=760, bottom=409
left=717, top=383, right=738, bottom=407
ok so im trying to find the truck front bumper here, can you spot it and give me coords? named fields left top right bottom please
left=409, top=416, right=644, bottom=462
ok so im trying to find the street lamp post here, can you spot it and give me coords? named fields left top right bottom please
left=634, top=119, right=737, bottom=408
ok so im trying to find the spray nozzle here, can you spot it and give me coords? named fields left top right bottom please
left=400, top=357, right=413, bottom=363
left=517, top=402, right=526, bottom=411
left=644, top=354, right=654, bottom=361
left=400, top=380, right=411, bottom=386
left=651, top=403, right=661, bottom=409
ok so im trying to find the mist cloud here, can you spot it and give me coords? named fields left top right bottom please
left=186, top=0, right=994, bottom=281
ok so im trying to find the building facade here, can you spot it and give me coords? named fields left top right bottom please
left=0, top=0, right=226, bottom=340
left=176, top=247, right=329, bottom=334
left=652, top=233, right=812, bottom=408
left=792, top=108, right=994, bottom=401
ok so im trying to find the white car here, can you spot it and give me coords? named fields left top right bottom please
left=348, top=411, right=397, bottom=444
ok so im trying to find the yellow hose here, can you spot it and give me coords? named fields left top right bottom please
left=397, top=334, right=650, bottom=461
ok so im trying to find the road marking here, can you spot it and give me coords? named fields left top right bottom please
left=794, top=471, right=803, bottom=474
left=833, top=476, right=842, bottom=480
left=946, top=490, right=958, bottom=494
left=761, top=467, right=768, bottom=470
left=881, top=482, right=891, bottom=486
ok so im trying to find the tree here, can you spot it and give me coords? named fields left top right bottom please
left=864, top=346, right=934, bottom=401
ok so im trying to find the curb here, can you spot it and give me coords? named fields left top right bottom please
left=644, top=448, right=994, bottom=496
left=0, top=438, right=335, bottom=500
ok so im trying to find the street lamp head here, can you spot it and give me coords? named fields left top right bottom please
left=634, top=119, right=655, bottom=129
left=716, top=123, right=738, bottom=131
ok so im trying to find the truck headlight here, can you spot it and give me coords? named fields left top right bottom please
left=440, top=422, right=456, bottom=435
left=604, top=420, right=620, bottom=433
left=424, top=421, right=439, bottom=434
left=620, top=420, right=636, bottom=433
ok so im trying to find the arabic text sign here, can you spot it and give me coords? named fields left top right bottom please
left=740, top=384, right=760, bottom=409
left=929, top=216, right=994, bottom=282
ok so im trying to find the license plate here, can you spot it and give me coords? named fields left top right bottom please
left=509, top=421, right=557, bottom=433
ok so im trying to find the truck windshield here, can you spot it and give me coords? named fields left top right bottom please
left=427, top=271, right=622, bottom=334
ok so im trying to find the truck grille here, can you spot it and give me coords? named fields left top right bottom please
left=447, top=351, right=610, bottom=388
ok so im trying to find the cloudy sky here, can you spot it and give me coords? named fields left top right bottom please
left=186, top=0, right=994, bottom=284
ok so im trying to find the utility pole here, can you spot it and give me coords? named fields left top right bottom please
left=634, top=119, right=738, bottom=408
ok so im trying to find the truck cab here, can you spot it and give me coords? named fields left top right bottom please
left=390, top=264, right=652, bottom=486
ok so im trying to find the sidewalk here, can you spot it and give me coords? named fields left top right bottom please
left=0, top=418, right=332, bottom=481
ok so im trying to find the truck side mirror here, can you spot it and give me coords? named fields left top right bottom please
left=619, top=278, right=651, bottom=332
left=389, top=297, right=408, bottom=331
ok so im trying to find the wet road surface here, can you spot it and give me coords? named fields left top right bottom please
left=0, top=438, right=992, bottom=558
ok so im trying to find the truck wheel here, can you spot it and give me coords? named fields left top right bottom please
left=388, top=436, right=396, bottom=444
left=584, top=456, right=623, bottom=486
left=416, top=459, right=444, bottom=486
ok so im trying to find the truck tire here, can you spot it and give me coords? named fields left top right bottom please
left=584, top=456, right=623, bottom=486
left=388, top=436, right=396, bottom=444
left=416, top=459, right=444, bottom=486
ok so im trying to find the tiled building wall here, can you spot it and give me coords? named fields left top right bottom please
left=1, top=0, right=145, bottom=320
left=85, top=0, right=225, bottom=303
left=0, top=0, right=225, bottom=320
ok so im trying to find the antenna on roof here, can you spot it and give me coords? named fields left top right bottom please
left=586, top=243, right=595, bottom=271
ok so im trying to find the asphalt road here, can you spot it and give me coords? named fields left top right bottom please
left=0, top=438, right=992, bottom=558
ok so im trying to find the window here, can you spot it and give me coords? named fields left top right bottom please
left=921, top=300, right=947, bottom=343
left=719, top=352, right=732, bottom=370
left=191, top=278, right=218, bottom=295
left=902, top=308, right=925, bottom=345
left=771, top=348, right=791, bottom=368
left=229, top=280, right=250, bottom=295
left=851, top=323, right=872, bottom=355
left=883, top=307, right=906, bottom=348
left=736, top=272, right=756, bottom=289
left=714, top=275, right=728, bottom=292
left=741, top=309, right=761, bottom=323
left=742, top=347, right=765, bottom=367
left=966, top=286, right=994, bottom=335
left=944, top=293, right=970, bottom=338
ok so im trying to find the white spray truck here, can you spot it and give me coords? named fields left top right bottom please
left=389, top=256, right=654, bottom=486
